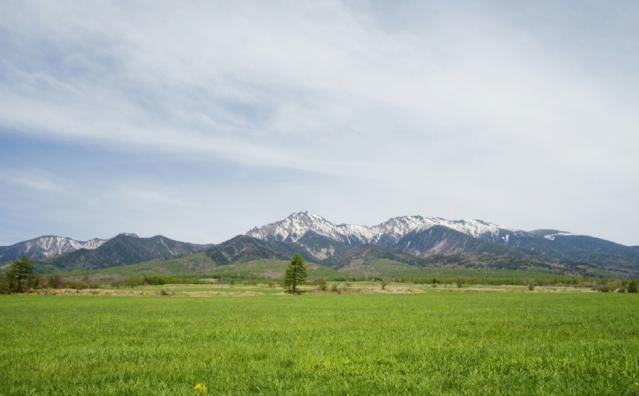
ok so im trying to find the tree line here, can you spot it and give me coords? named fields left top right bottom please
left=0, top=255, right=311, bottom=294
left=2, top=254, right=638, bottom=294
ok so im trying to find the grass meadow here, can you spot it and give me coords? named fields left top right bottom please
left=1, top=289, right=638, bottom=395
left=64, top=257, right=591, bottom=286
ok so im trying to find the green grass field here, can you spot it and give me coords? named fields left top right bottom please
left=64, top=256, right=588, bottom=286
left=1, top=290, right=638, bottom=395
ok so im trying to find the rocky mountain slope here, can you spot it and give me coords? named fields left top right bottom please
left=204, top=235, right=296, bottom=265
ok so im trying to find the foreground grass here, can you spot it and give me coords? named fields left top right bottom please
left=1, top=292, right=638, bottom=395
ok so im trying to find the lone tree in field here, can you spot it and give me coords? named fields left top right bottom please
left=628, top=280, right=638, bottom=293
left=283, top=254, right=307, bottom=294
left=6, top=257, right=36, bottom=293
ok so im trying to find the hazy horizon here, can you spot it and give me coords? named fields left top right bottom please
left=1, top=1, right=638, bottom=245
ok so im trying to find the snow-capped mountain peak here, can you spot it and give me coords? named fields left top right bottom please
left=368, top=216, right=504, bottom=243
left=246, top=212, right=508, bottom=245
left=247, top=211, right=344, bottom=243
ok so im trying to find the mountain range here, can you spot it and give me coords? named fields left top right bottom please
left=1, top=211, right=638, bottom=277
left=245, top=212, right=639, bottom=276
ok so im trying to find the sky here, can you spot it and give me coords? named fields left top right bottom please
left=1, top=0, right=638, bottom=246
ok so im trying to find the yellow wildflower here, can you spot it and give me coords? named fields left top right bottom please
left=195, top=383, right=208, bottom=395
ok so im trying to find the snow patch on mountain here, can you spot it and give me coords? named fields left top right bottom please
left=543, top=231, right=580, bottom=241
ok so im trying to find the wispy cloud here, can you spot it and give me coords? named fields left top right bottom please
left=1, top=1, right=635, bottom=175
left=0, top=1, right=638, bottom=244
left=0, top=170, right=64, bottom=193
